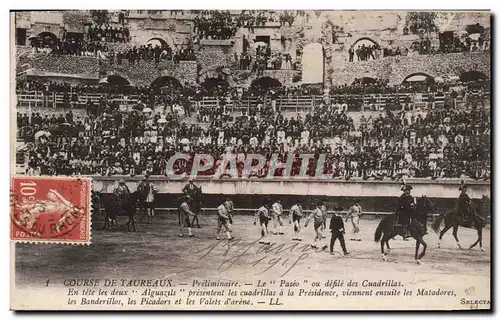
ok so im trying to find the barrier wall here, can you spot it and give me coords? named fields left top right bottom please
left=92, top=177, right=490, bottom=215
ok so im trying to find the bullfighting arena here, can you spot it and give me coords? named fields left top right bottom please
left=14, top=211, right=491, bottom=310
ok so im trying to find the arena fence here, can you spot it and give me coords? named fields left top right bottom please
left=15, top=90, right=490, bottom=112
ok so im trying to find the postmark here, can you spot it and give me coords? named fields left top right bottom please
left=10, top=176, right=92, bottom=244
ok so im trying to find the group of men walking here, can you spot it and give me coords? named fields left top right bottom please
left=253, top=198, right=364, bottom=255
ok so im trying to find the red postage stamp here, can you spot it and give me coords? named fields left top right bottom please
left=10, top=176, right=92, bottom=244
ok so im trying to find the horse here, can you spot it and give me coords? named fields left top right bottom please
left=91, top=190, right=105, bottom=220
left=189, top=186, right=203, bottom=228
left=101, top=191, right=141, bottom=232
left=431, top=200, right=487, bottom=251
left=374, top=196, right=435, bottom=264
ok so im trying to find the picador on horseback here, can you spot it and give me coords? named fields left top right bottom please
left=395, top=180, right=416, bottom=239
left=114, top=179, right=131, bottom=208
left=457, top=180, right=473, bottom=224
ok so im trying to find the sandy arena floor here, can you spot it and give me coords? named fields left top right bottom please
left=13, top=212, right=491, bottom=310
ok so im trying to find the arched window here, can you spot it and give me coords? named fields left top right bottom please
left=250, top=77, right=282, bottom=92
left=402, top=73, right=435, bottom=84
left=351, top=38, right=380, bottom=61
left=31, top=32, right=58, bottom=48
left=146, top=38, right=170, bottom=50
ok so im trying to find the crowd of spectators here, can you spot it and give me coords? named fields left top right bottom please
left=17, top=76, right=489, bottom=116
left=31, top=36, right=111, bottom=58
left=193, top=10, right=296, bottom=40
left=348, top=43, right=382, bottom=62
left=31, top=34, right=196, bottom=63
left=348, top=33, right=489, bottom=63
left=86, top=23, right=130, bottom=43
left=109, top=43, right=196, bottom=65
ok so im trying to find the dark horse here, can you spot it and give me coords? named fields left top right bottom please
left=431, top=199, right=487, bottom=251
left=374, top=196, right=435, bottom=264
left=101, top=191, right=141, bottom=232
left=189, top=186, right=203, bottom=228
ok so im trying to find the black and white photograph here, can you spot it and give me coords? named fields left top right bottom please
left=10, top=9, right=491, bottom=310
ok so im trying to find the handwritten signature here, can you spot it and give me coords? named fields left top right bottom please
left=189, top=239, right=326, bottom=277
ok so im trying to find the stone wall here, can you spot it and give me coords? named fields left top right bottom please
left=31, top=54, right=99, bottom=77
left=197, top=45, right=236, bottom=78
left=25, top=53, right=198, bottom=86
left=330, top=51, right=490, bottom=86
left=103, top=60, right=197, bottom=86
left=128, top=21, right=193, bottom=47
left=20, top=50, right=489, bottom=88
left=239, top=70, right=300, bottom=87
left=15, top=11, right=491, bottom=88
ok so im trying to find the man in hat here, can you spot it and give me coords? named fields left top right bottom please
left=216, top=197, right=234, bottom=240
left=457, top=183, right=473, bottom=223
left=182, top=177, right=200, bottom=198
left=254, top=201, right=271, bottom=245
left=139, top=174, right=157, bottom=223
left=289, top=200, right=304, bottom=241
left=395, top=184, right=415, bottom=238
left=304, top=200, right=328, bottom=250
left=178, top=195, right=196, bottom=237
left=319, top=200, right=328, bottom=238
left=114, top=179, right=130, bottom=194
left=271, top=199, right=285, bottom=235
left=329, top=205, right=349, bottom=256
left=114, top=179, right=131, bottom=211
left=346, top=199, right=363, bottom=241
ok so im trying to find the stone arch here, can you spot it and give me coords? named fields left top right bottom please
left=32, top=32, right=59, bottom=47
left=250, top=77, right=282, bottom=91
left=302, top=43, right=324, bottom=85
left=459, top=70, right=488, bottom=82
left=146, top=37, right=171, bottom=49
left=346, top=34, right=384, bottom=50
left=150, top=76, right=183, bottom=92
left=99, top=74, right=131, bottom=87
left=353, top=37, right=379, bottom=49
left=402, top=72, right=435, bottom=83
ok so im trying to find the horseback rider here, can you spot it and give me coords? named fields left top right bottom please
left=457, top=183, right=474, bottom=223
left=114, top=179, right=130, bottom=208
left=395, top=183, right=415, bottom=238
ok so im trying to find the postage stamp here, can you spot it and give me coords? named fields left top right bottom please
left=10, top=176, right=92, bottom=244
